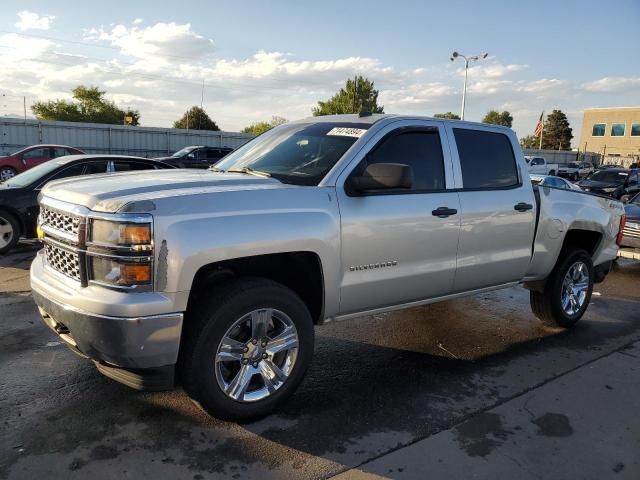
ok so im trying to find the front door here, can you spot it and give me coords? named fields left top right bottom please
left=21, top=147, right=52, bottom=169
left=336, top=120, right=461, bottom=315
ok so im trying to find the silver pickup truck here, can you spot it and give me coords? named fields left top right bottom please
left=31, top=114, right=626, bottom=421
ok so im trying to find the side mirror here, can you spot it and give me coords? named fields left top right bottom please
left=351, top=163, right=413, bottom=192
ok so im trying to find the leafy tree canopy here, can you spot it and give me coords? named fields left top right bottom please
left=173, top=106, right=220, bottom=131
left=312, top=76, right=384, bottom=116
left=433, top=112, right=460, bottom=119
left=482, top=110, right=513, bottom=128
left=31, top=85, right=140, bottom=125
left=241, top=116, right=287, bottom=135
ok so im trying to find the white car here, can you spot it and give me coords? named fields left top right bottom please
left=525, top=156, right=559, bottom=176
left=558, top=162, right=592, bottom=181
left=530, top=174, right=583, bottom=191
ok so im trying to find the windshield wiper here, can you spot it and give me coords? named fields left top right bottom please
left=227, top=166, right=271, bottom=178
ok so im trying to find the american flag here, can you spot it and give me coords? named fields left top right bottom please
left=534, top=112, right=544, bottom=137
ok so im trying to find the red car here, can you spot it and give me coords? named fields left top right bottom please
left=0, top=144, right=84, bottom=182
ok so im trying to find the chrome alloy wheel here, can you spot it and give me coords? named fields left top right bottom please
left=0, top=215, right=14, bottom=249
left=215, top=308, right=299, bottom=403
left=0, top=168, right=15, bottom=182
left=561, top=261, right=589, bottom=315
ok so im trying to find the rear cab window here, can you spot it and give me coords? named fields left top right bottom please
left=453, top=128, right=519, bottom=189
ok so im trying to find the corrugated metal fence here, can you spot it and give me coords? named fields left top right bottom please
left=0, top=118, right=255, bottom=157
left=522, top=148, right=602, bottom=166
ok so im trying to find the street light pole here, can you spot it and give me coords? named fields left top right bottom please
left=450, top=51, right=488, bottom=120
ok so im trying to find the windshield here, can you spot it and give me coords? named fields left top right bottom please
left=171, top=146, right=199, bottom=157
left=587, top=170, right=628, bottom=183
left=215, top=122, right=371, bottom=185
left=2, top=159, right=66, bottom=187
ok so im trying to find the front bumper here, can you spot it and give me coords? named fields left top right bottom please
left=31, top=250, right=184, bottom=372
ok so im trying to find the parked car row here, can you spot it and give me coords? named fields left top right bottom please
left=0, top=155, right=175, bottom=254
left=1, top=144, right=234, bottom=179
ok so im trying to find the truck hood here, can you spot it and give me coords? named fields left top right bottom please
left=42, top=169, right=290, bottom=212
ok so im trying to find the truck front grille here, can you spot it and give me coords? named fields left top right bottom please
left=44, top=243, right=81, bottom=281
left=41, top=206, right=82, bottom=239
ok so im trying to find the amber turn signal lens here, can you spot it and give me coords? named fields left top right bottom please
left=120, top=263, right=152, bottom=284
left=36, top=224, right=44, bottom=241
left=120, top=224, right=151, bottom=245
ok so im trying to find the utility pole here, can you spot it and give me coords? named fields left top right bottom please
left=199, top=80, right=205, bottom=131
left=23, top=96, right=26, bottom=123
left=352, top=76, right=357, bottom=112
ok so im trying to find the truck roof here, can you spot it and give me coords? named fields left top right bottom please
left=292, top=113, right=513, bottom=131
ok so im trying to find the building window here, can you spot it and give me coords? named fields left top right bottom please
left=611, top=123, right=625, bottom=137
left=631, top=123, right=640, bottom=136
left=592, top=123, right=606, bottom=136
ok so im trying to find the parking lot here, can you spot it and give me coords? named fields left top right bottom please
left=1, top=243, right=639, bottom=479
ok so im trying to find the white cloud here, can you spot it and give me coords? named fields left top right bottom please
left=15, top=11, right=55, bottom=31
left=3, top=19, right=636, bottom=145
left=581, top=76, right=640, bottom=93
left=85, top=22, right=215, bottom=61
left=132, top=18, right=144, bottom=25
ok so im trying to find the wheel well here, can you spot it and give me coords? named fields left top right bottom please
left=561, top=229, right=602, bottom=257
left=187, top=252, right=324, bottom=324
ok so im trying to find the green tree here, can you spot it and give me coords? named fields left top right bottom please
left=173, top=106, right=220, bottom=131
left=433, top=112, right=460, bottom=119
left=520, top=135, right=540, bottom=149
left=522, top=110, right=573, bottom=150
left=241, top=116, right=287, bottom=135
left=543, top=109, right=573, bottom=150
left=31, top=85, right=140, bottom=125
left=482, top=110, right=513, bottom=128
left=312, top=76, right=384, bottom=116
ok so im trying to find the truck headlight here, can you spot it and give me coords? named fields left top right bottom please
left=91, top=219, right=152, bottom=247
left=89, top=256, right=152, bottom=286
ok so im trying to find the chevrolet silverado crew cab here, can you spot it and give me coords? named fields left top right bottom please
left=31, top=114, right=626, bottom=422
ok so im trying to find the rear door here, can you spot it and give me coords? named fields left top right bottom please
left=444, top=125, right=537, bottom=292
left=336, top=119, right=461, bottom=314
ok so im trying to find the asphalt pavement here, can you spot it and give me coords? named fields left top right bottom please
left=1, top=242, right=639, bottom=479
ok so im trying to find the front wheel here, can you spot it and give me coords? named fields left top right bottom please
left=0, top=210, right=20, bottom=254
left=179, top=277, right=314, bottom=422
left=0, top=166, right=16, bottom=182
left=530, top=249, right=594, bottom=328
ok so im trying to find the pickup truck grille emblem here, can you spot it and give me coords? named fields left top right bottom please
left=349, top=261, right=397, bottom=272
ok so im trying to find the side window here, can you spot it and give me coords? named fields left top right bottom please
left=531, top=158, right=542, bottom=166
left=23, top=148, right=51, bottom=160
left=84, top=161, right=108, bottom=174
left=54, top=148, right=71, bottom=158
left=113, top=161, right=153, bottom=172
left=47, top=163, right=87, bottom=181
left=454, top=129, right=519, bottom=189
left=365, top=129, right=446, bottom=191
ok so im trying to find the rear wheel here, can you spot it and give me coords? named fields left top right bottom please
left=0, top=167, right=16, bottom=182
left=179, top=277, right=314, bottom=422
left=0, top=210, right=19, bottom=254
left=530, top=249, right=593, bottom=328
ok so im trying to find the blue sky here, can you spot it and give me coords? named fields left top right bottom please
left=1, top=0, right=639, bottom=143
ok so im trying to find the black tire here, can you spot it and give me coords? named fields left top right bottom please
left=530, top=248, right=594, bottom=328
left=179, top=277, right=314, bottom=422
left=0, top=166, right=16, bottom=182
left=0, top=210, right=20, bottom=255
